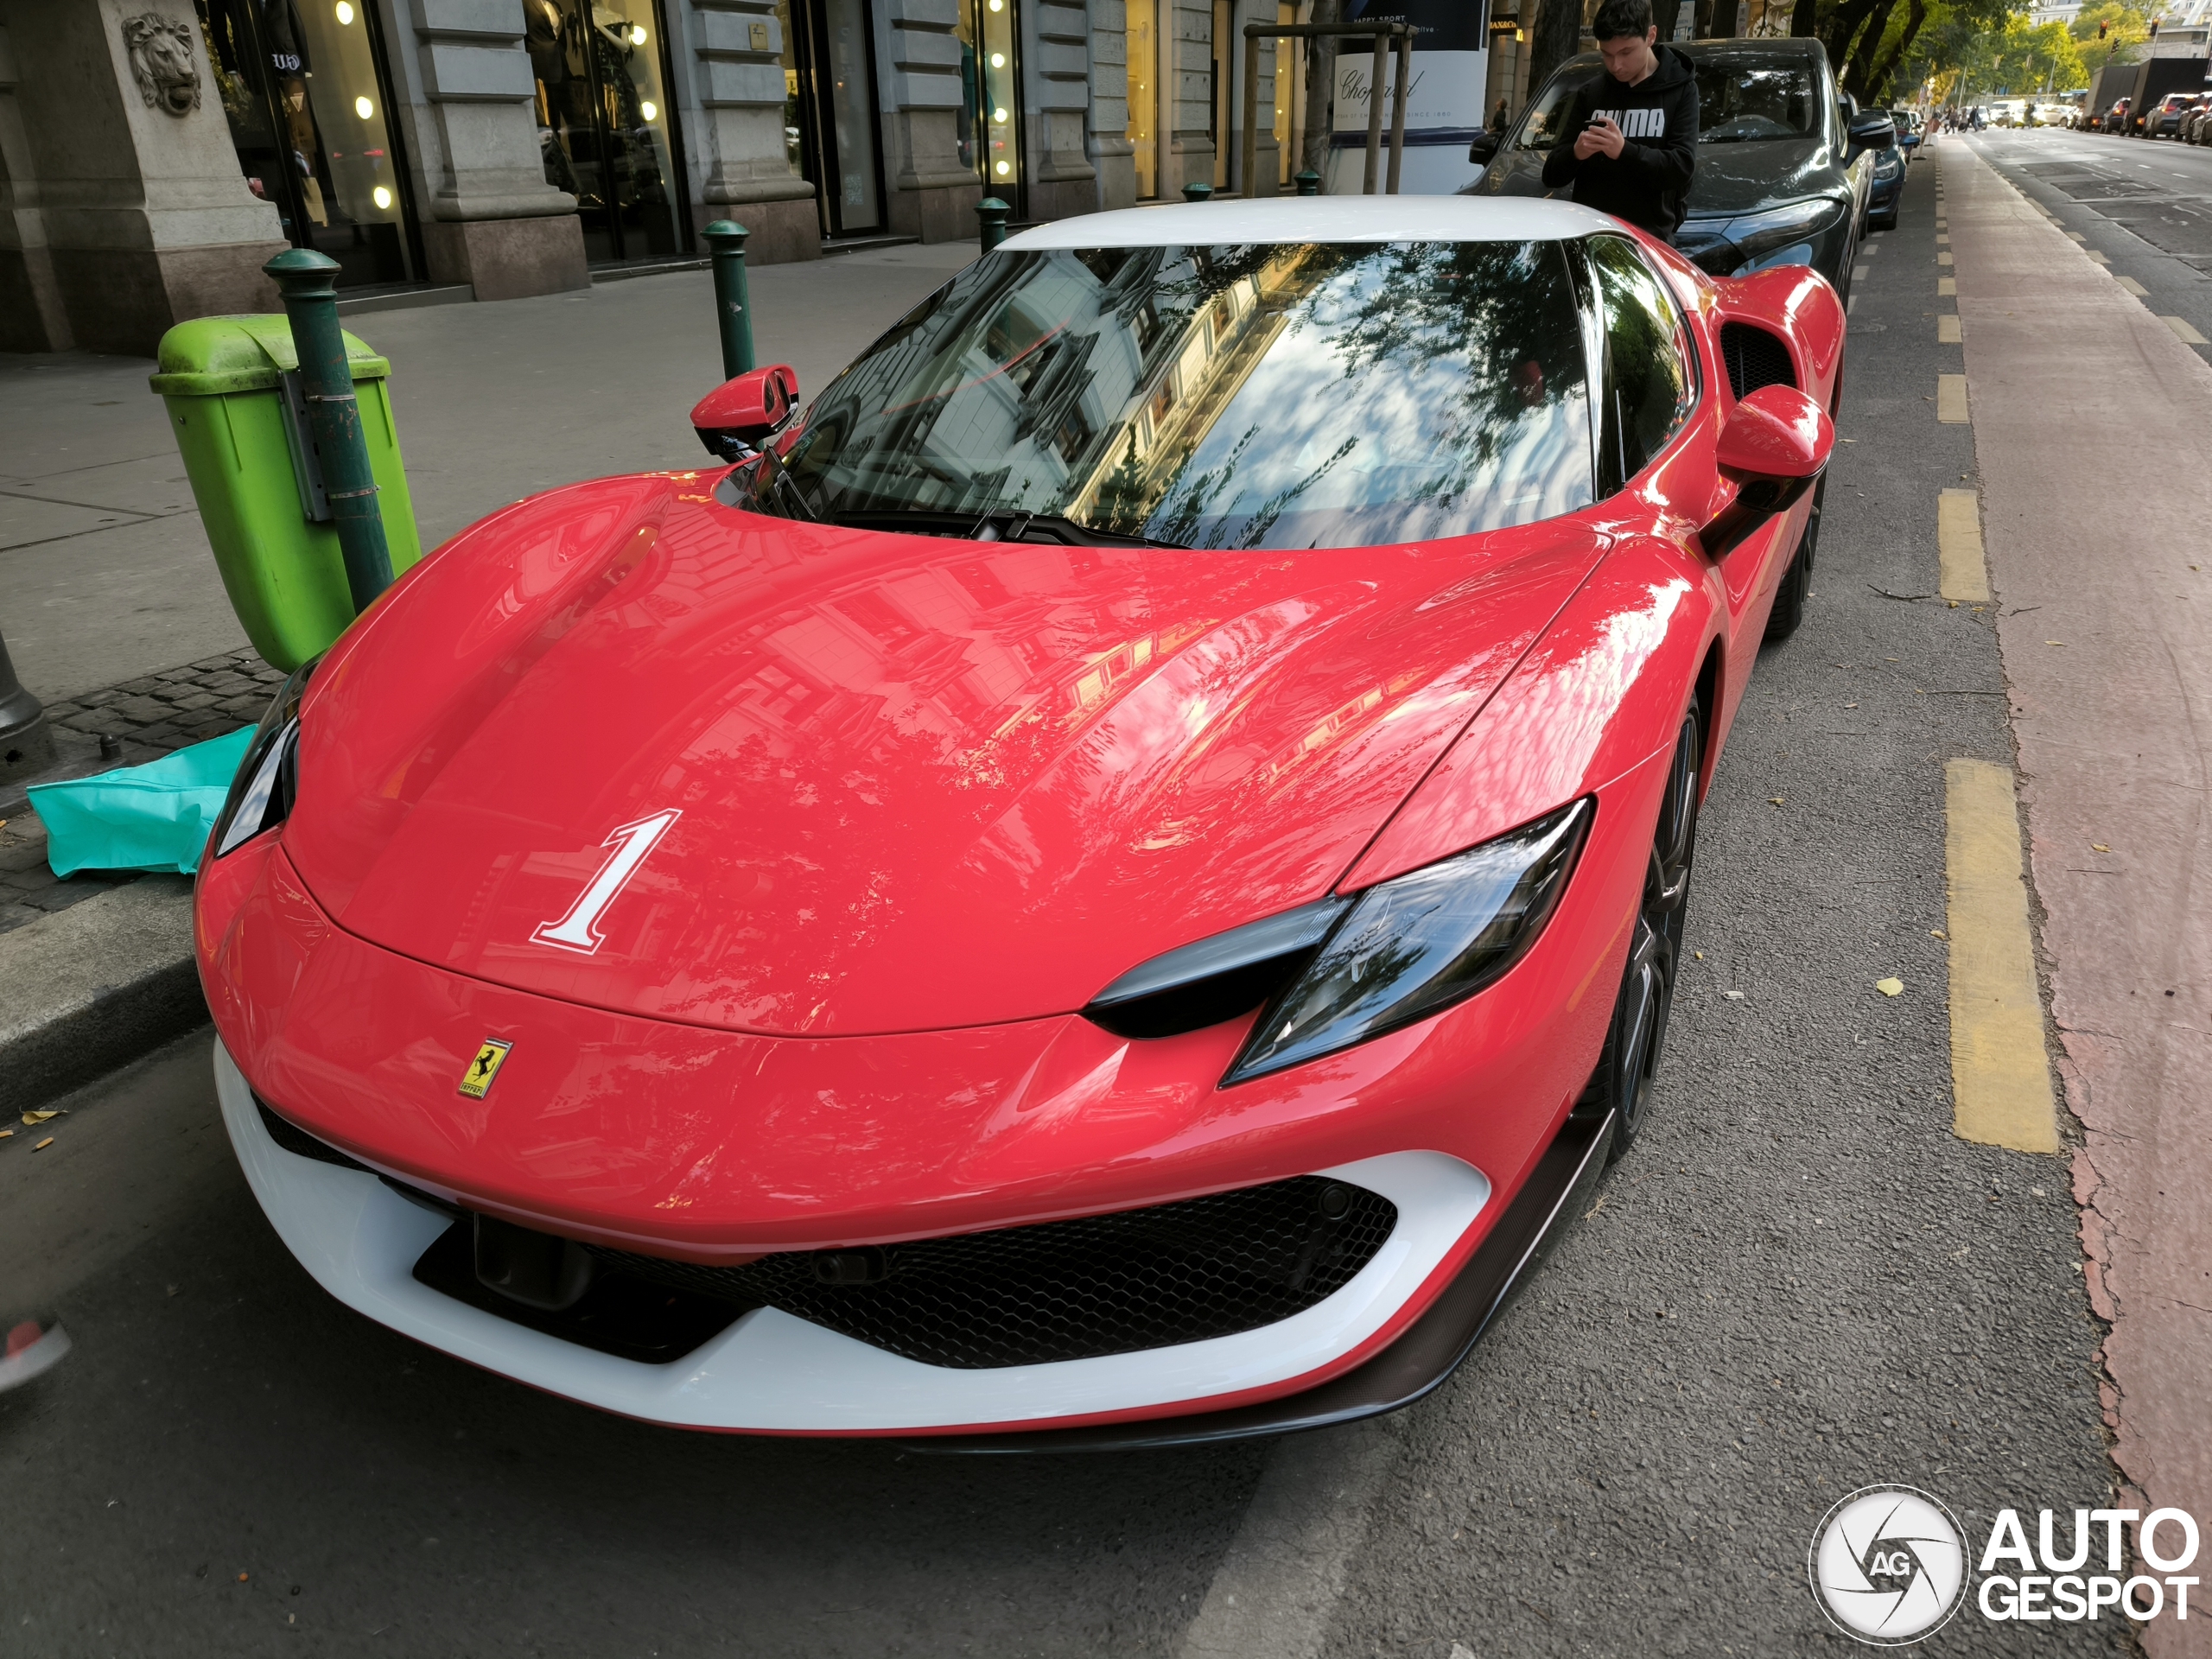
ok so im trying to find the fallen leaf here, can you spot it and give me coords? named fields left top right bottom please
left=1845, top=702, right=1859, bottom=709
left=1930, top=929, right=1948, bottom=939
left=1694, top=950, right=1704, bottom=960
left=1769, top=796, right=1786, bottom=806
left=2046, top=639, right=2064, bottom=646
left=1584, top=1194, right=1609, bottom=1219
left=1724, top=989, right=1745, bottom=1000
left=238, top=1573, right=250, bottom=1583
left=34, top=1137, right=54, bottom=1151
left=2092, top=843, right=2109, bottom=853
left=22, top=1110, right=58, bottom=1126
left=1876, top=977, right=1905, bottom=997
left=0, top=1129, right=11, bottom=1140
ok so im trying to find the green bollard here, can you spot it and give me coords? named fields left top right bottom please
left=1295, top=169, right=1321, bottom=197
left=1181, top=181, right=1215, bottom=203
left=977, top=197, right=1011, bottom=253
left=703, top=220, right=755, bottom=379
left=264, top=249, right=391, bottom=616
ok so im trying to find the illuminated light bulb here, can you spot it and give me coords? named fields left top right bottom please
left=354, top=95, right=373, bottom=118
left=990, top=51, right=1005, bottom=67
left=639, top=99, right=658, bottom=120
left=994, top=106, right=1007, bottom=122
left=995, top=160, right=1011, bottom=175
left=632, top=23, right=647, bottom=43
left=372, top=185, right=392, bottom=209
left=334, top=0, right=354, bottom=20
left=989, top=0, right=1003, bottom=9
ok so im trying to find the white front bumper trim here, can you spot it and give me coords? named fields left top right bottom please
left=215, top=1039, right=1491, bottom=1433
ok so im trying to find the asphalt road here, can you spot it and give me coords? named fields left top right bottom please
left=0, top=160, right=2126, bottom=1657
left=1965, top=124, right=2212, bottom=362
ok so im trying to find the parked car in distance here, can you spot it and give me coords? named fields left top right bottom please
left=2145, top=92, right=2205, bottom=137
left=1465, top=38, right=1879, bottom=294
left=2186, top=105, right=2212, bottom=143
left=1866, top=135, right=1904, bottom=230
left=1891, top=109, right=1922, bottom=158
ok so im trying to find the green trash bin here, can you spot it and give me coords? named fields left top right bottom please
left=150, top=315, right=423, bottom=672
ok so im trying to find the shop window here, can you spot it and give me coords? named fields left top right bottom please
left=1127, top=0, right=1157, bottom=198
left=977, top=0, right=1022, bottom=201
left=526, top=0, right=689, bottom=264
left=195, top=0, right=418, bottom=286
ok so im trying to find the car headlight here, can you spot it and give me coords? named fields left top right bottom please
left=1084, top=800, right=1592, bottom=1084
left=1724, top=198, right=1847, bottom=264
left=209, top=657, right=317, bottom=860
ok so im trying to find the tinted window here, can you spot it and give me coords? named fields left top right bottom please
left=763, top=240, right=1595, bottom=550
left=1587, top=237, right=1696, bottom=490
left=1696, top=60, right=1819, bottom=141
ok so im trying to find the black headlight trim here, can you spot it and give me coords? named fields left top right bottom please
left=208, top=656, right=319, bottom=861
left=1222, top=798, right=1595, bottom=1086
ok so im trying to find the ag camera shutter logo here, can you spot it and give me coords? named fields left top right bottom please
left=1808, top=1485, right=1969, bottom=1644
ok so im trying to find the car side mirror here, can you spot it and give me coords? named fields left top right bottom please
left=691, top=364, right=800, bottom=462
left=1716, top=384, right=1833, bottom=514
left=1848, top=112, right=1897, bottom=150
left=1469, top=131, right=1500, bottom=164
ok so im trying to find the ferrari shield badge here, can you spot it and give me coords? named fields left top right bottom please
left=458, top=1039, right=513, bottom=1100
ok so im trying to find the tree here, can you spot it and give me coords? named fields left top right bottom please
left=1524, top=0, right=1589, bottom=105
left=2071, top=0, right=2149, bottom=73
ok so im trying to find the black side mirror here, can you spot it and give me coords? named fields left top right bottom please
left=1848, top=112, right=1897, bottom=150
left=1469, top=131, right=1500, bottom=164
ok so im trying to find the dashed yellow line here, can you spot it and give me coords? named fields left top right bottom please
left=1939, top=276, right=1957, bottom=296
left=1936, top=373, right=1970, bottom=423
left=2162, top=315, right=2209, bottom=345
left=2118, top=275, right=2149, bottom=296
left=1937, top=251, right=1955, bottom=266
left=1938, top=488, right=1988, bottom=601
left=1938, top=315, right=1962, bottom=344
left=1945, top=760, right=2062, bottom=1154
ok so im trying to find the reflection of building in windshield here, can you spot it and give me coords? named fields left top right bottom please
left=1070, top=251, right=1325, bottom=534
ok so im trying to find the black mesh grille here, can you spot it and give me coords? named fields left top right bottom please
left=593, top=1175, right=1398, bottom=1370
left=1719, top=322, right=1797, bottom=400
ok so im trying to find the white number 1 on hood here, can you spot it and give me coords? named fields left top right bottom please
left=531, top=809, right=682, bottom=955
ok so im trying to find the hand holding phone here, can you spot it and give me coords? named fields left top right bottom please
left=1574, top=114, right=1627, bottom=161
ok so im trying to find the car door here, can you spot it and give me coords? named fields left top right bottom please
left=1584, top=235, right=1780, bottom=689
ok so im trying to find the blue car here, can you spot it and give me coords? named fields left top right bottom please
left=1867, top=137, right=1904, bottom=230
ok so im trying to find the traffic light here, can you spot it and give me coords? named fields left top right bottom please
left=2098, top=19, right=2108, bottom=35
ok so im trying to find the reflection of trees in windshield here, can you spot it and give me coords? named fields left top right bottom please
left=777, top=239, right=1593, bottom=550
left=1696, top=64, right=1815, bottom=140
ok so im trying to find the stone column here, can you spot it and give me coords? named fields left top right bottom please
left=0, top=17, right=73, bottom=351
left=1084, top=0, right=1136, bottom=209
left=1163, top=0, right=1211, bottom=194
left=1021, top=0, right=1093, bottom=219
left=0, top=0, right=286, bottom=356
left=876, top=0, right=979, bottom=243
left=683, top=0, right=821, bottom=260
left=382, top=0, right=588, bottom=299
left=1236, top=0, right=1278, bottom=195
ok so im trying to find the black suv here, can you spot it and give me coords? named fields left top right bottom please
left=1462, top=39, right=1893, bottom=295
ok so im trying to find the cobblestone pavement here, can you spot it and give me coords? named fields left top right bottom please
left=1, top=647, right=283, bottom=935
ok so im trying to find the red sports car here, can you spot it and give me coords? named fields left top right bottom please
left=196, top=196, right=1839, bottom=1446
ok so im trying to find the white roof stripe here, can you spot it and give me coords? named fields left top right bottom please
left=998, top=194, right=1621, bottom=251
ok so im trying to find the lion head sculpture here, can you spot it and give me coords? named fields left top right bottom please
left=124, top=13, right=202, bottom=116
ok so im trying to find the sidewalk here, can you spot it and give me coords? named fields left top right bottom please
left=1952, top=137, right=2212, bottom=1658
left=0, top=240, right=976, bottom=702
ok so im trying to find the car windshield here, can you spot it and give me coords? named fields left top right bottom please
left=1514, top=55, right=1820, bottom=149
left=756, top=240, right=1595, bottom=551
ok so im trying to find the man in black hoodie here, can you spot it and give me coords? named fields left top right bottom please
left=1539, top=0, right=1700, bottom=242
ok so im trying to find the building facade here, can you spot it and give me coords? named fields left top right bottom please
left=0, top=0, right=1350, bottom=356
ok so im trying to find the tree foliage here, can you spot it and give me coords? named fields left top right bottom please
left=1811, top=0, right=2018, bottom=102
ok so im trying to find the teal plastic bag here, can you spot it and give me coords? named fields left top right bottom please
left=29, top=727, right=254, bottom=877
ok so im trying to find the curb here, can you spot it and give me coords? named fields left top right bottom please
left=0, top=876, right=206, bottom=1112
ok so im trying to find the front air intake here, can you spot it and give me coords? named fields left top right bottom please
left=1719, top=322, right=1797, bottom=400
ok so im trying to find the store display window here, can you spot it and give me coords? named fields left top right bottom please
left=527, top=0, right=690, bottom=263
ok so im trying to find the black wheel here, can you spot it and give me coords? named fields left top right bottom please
left=1762, top=473, right=1826, bottom=643
left=1579, top=697, right=1700, bottom=1162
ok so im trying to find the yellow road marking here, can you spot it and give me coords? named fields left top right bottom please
left=1938, top=315, right=1962, bottom=344
left=1938, top=488, right=1988, bottom=601
left=2118, top=276, right=2149, bottom=296
left=1937, top=251, right=1955, bottom=266
left=1939, top=276, right=1956, bottom=296
left=1936, top=373, right=1970, bottom=423
left=2161, top=315, right=2209, bottom=345
left=2065, top=232, right=2087, bottom=243
left=1936, top=232, right=1950, bottom=245
left=1945, top=760, right=2061, bottom=1154
left=2087, top=251, right=2111, bottom=265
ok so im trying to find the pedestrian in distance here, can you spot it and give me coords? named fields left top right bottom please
left=1539, top=0, right=1700, bottom=244
left=1491, top=99, right=1512, bottom=134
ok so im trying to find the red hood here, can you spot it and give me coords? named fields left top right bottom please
left=284, top=472, right=1604, bottom=1036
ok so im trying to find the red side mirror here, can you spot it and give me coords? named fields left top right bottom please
left=1714, top=383, right=1833, bottom=513
left=691, top=364, right=799, bottom=462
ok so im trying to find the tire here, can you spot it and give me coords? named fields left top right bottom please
left=1579, top=696, right=1700, bottom=1163
left=1762, top=473, right=1826, bottom=643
